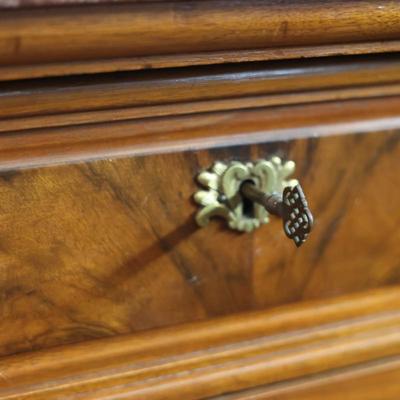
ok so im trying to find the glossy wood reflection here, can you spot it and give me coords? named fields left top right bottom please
left=1, top=0, right=400, bottom=81
left=0, top=130, right=399, bottom=357
left=1, top=288, right=400, bottom=399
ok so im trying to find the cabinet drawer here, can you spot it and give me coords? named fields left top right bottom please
left=2, top=2, right=400, bottom=398
left=1, top=97, right=399, bottom=357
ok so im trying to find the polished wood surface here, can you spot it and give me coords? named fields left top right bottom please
left=222, top=358, right=400, bottom=400
left=2, top=95, right=400, bottom=170
left=3, top=55, right=400, bottom=121
left=0, top=124, right=399, bottom=356
left=4, top=56, right=400, bottom=133
left=1, top=1, right=400, bottom=80
left=2, top=0, right=399, bottom=62
left=0, top=288, right=399, bottom=399
left=5, top=82, right=400, bottom=134
left=1, top=0, right=399, bottom=397
left=3, top=41, right=400, bottom=82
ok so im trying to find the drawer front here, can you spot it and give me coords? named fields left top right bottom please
left=0, top=121, right=399, bottom=356
left=2, top=4, right=400, bottom=397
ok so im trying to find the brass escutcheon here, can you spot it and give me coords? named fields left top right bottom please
left=194, top=157, right=297, bottom=233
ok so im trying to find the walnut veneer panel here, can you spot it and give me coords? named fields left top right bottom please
left=0, top=129, right=399, bottom=356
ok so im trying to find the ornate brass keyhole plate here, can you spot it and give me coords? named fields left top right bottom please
left=194, top=157, right=298, bottom=233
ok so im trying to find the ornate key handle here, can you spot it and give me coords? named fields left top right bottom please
left=194, top=157, right=314, bottom=247
left=240, top=182, right=313, bottom=247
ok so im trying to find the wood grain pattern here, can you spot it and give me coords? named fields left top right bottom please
left=3, top=41, right=400, bottom=82
left=1, top=95, right=400, bottom=171
left=1, top=2, right=399, bottom=398
left=1, top=0, right=400, bottom=77
left=0, top=127, right=399, bottom=357
left=0, top=287, right=399, bottom=399
left=220, top=357, right=400, bottom=400
left=3, top=55, right=400, bottom=121
left=4, top=83, right=400, bottom=134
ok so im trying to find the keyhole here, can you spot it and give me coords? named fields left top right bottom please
left=241, top=180, right=256, bottom=218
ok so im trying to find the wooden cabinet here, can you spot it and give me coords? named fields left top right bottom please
left=0, top=1, right=399, bottom=398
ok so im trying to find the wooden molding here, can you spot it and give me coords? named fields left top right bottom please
left=3, top=55, right=400, bottom=136
left=3, top=83, right=400, bottom=134
left=1, top=1, right=400, bottom=80
left=2, top=41, right=400, bottom=82
left=221, top=357, right=400, bottom=399
left=1, top=96, right=400, bottom=171
left=1, top=287, right=400, bottom=399
left=3, top=56, right=400, bottom=122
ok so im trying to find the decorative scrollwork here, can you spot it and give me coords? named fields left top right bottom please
left=194, top=157, right=297, bottom=232
left=282, top=185, right=314, bottom=247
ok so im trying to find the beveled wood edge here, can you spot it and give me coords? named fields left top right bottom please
left=219, top=356, right=400, bottom=399
left=1, top=286, right=400, bottom=399
left=2, top=55, right=400, bottom=122
left=2, top=83, right=400, bottom=134
left=2, top=41, right=400, bottom=82
left=1, top=96, right=400, bottom=171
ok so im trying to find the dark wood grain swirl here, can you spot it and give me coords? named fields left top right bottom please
left=0, top=129, right=399, bottom=357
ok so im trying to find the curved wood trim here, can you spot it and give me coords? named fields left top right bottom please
left=3, top=83, right=400, bottom=133
left=2, top=56, right=400, bottom=121
left=1, top=287, right=400, bottom=399
left=1, top=1, right=400, bottom=78
left=220, top=357, right=400, bottom=399
left=2, top=41, right=400, bottom=82
left=1, top=96, right=400, bottom=171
